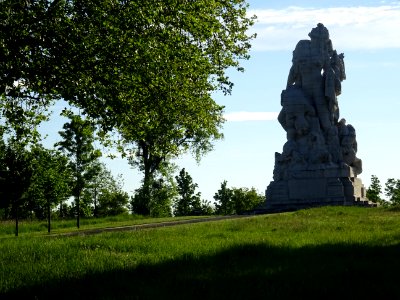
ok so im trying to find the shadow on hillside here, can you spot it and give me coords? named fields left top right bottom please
left=4, top=241, right=400, bottom=299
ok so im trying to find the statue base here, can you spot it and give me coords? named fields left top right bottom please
left=263, top=166, right=368, bottom=212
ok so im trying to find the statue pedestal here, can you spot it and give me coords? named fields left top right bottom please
left=264, top=166, right=367, bottom=211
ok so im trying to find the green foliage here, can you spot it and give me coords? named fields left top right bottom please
left=214, top=181, right=264, bottom=215
left=113, top=0, right=256, bottom=211
left=70, top=194, right=94, bottom=218
left=0, top=141, right=33, bottom=218
left=385, top=178, right=400, bottom=205
left=27, top=145, right=72, bottom=220
left=214, top=180, right=235, bottom=215
left=131, top=175, right=176, bottom=218
left=0, top=1, right=56, bottom=145
left=130, top=162, right=177, bottom=216
left=130, top=187, right=150, bottom=216
left=1, top=0, right=256, bottom=141
left=1, top=1, right=256, bottom=220
left=366, top=175, right=382, bottom=204
left=147, top=178, right=175, bottom=218
left=0, top=95, right=49, bottom=147
left=231, top=187, right=264, bottom=214
left=81, top=162, right=129, bottom=217
left=55, top=115, right=101, bottom=189
left=174, top=168, right=202, bottom=216
left=97, top=190, right=129, bottom=217
left=55, top=114, right=101, bottom=227
left=199, top=199, right=215, bottom=216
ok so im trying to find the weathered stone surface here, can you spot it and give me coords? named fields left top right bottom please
left=263, top=23, right=366, bottom=211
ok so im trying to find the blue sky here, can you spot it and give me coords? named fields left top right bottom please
left=40, top=0, right=400, bottom=202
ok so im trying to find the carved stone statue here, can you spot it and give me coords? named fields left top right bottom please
left=264, top=24, right=366, bottom=211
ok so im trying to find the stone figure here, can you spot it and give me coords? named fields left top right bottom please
left=264, top=23, right=366, bottom=211
left=277, top=86, right=316, bottom=140
left=286, top=23, right=334, bottom=133
left=338, top=118, right=362, bottom=175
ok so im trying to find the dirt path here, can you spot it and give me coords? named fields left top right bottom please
left=47, top=215, right=252, bottom=237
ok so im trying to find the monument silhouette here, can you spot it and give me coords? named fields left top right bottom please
left=264, top=23, right=367, bottom=211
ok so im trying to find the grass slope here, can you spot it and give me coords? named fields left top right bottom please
left=1, top=206, right=400, bottom=299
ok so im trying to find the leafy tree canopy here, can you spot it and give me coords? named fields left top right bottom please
left=1, top=0, right=256, bottom=132
left=1, top=0, right=256, bottom=216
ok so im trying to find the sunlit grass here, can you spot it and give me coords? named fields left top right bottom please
left=1, top=206, right=400, bottom=298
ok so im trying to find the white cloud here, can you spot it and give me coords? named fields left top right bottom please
left=249, top=5, right=400, bottom=51
left=224, top=111, right=279, bottom=122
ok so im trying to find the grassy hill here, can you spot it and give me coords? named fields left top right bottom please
left=1, top=206, right=400, bottom=299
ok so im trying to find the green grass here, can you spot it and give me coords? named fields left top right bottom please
left=1, top=206, right=400, bottom=299
left=0, top=214, right=212, bottom=237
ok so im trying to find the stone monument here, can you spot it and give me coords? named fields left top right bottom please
left=264, top=23, right=367, bottom=211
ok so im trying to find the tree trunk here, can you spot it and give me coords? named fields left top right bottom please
left=141, top=142, right=152, bottom=216
left=59, top=202, right=63, bottom=219
left=94, top=187, right=97, bottom=218
left=47, top=199, right=51, bottom=233
left=76, top=193, right=80, bottom=229
left=15, top=201, right=19, bottom=237
left=139, top=141, right=164, bottom=215
left=142, top=165, right=151, bottom=215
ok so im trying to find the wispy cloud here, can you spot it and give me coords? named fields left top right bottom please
left=224, top=111, right=279, bottom=122
left=249, top=5, right=400, bottom=51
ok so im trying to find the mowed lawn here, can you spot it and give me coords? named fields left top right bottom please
left=1, top=206, right=400, bottom=299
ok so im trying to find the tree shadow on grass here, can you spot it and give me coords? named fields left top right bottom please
left=4, top=242, right=400, bottom=299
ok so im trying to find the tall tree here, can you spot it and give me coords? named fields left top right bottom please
left=55, top=114, right=101, bottom=228
left=1, top=1, right=256, bottom=214
left=117, top=0, right=256, bottom=210
left=174, top=168, right=201, bottom=216
left=366, top=175, right=382, bottom=204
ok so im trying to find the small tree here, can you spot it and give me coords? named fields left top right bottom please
left=174, top=168, right=201, bottom=216
left=214, top=180, right=234, bottom=215
left=28, top=146, right=71, bottom=232
left=55, top=114, right=101, bottom=228
left=366, top=175, right=382, bottom=204
left=385, top=178, right=400, bottom=205
left=0, top=141, right=33, bottom=235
